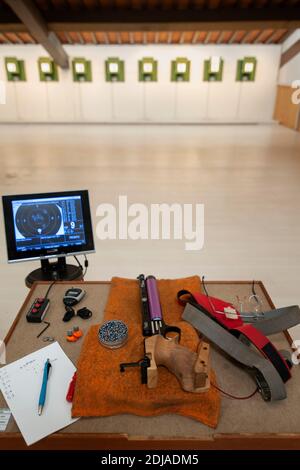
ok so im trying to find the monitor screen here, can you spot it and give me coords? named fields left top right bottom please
left=2, top=190, right=95, bottom=262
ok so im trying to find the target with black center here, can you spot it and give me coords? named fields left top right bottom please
left=15, top=203, right=62, bottom=237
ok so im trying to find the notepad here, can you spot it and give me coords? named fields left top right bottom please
left=0, top=342, right=79, bottom=445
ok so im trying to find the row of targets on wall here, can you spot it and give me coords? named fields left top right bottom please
left=4, top=56, right=257, bottom=83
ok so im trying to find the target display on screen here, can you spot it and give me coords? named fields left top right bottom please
left=2, top=190, right=95, bottom=263
left=11, top=195, right=86, bottom=253
left=15, top=203, right=63, bottom=238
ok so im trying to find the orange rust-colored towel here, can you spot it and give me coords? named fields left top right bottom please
left=72, top=276, right=220, bottom=428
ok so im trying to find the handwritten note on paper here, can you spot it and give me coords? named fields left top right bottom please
left=0, top=342, right=79, bottom=445
left=0, top=409, right=11, bottom=431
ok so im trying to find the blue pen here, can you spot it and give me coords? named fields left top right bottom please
left=38, top=358, right=52, bottom=416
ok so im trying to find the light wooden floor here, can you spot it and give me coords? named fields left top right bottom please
left=0, top=123, right=300, bottom=340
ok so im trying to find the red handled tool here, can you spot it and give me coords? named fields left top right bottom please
left=66, top=372, right=77, bottom=402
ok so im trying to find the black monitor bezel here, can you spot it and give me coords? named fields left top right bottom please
left=2, top=190, right=95, bottom=262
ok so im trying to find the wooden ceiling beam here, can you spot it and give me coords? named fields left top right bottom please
left=241, top=30, right=253, bottom=43
left=278, top=28, right=295, bottom=43
left=1, top=20, right=300, bottom=34
left=105, top=32, right=110, bottom=44
left=204, top=31, right=211, bottom=44
left=254, top=29, right=267, bottom=43
left=5, top=31, right=23, bottom=44
left=229, top=30, right=238, bottom=43
left=4, top=0, right=69, bottom=68
left=45, top=20, right=300, bottom=32
left=217, top=31, right=225, bottom=44
left=90, top=31, right=97, bottom=44
left=266, top=30, right=277, bottom=44
left=77, top=32, right=84, bottom=44
left=280, top=38, right=300, bottom=67
left=18, top=31, right=36, bottom=43
left=64, top=31, right=72, bottom=44
left=192, top=31, right=199, bottom=43
left=0, top=32, right=11, bottom=44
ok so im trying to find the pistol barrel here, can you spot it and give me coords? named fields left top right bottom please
left=137, top=274, right=152, bottom=337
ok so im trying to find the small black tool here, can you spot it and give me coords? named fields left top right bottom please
left=37, top=321, right=51, bottom=338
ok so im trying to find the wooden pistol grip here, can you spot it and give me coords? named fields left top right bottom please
left=145, top=335, right=210, bottom=393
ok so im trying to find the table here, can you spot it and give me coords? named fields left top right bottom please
left=1, top=280, right=300, bottom=450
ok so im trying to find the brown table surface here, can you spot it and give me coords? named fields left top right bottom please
left=0, top=280, right=299, bottom=450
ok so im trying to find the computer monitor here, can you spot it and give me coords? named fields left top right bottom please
left=2, top=190, right=95, bottom=286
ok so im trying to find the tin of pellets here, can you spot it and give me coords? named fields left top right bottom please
left=98, top=320, right=128, bottom=349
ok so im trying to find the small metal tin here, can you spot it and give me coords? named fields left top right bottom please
left=98, top=320, right=128, bottom=349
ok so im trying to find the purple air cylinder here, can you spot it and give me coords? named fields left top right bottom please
left=146, top=275, right=162, bottom=321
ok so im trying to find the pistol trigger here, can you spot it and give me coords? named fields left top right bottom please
left=162, top=325, right=181, bottom=342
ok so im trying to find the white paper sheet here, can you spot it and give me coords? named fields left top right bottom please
left=0, top=342, right=79, bottom=445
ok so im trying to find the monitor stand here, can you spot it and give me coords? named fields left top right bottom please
left=25, top=257, right=83, bottom=288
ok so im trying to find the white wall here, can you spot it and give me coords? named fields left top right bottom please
left=279, top=29, right=300, bottom=86
left=0, top=44, right=281, bottom=123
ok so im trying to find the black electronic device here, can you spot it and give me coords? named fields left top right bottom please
left=63, top=288, right=86, bottom=307
left=26, top=297, right=50, bottom=323
left=2, top=190, right=95, bottom=286
left=63, top=306, right=92, bottom=322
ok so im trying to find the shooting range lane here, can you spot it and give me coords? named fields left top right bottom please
left=1, top=281, right=300, bottom=441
